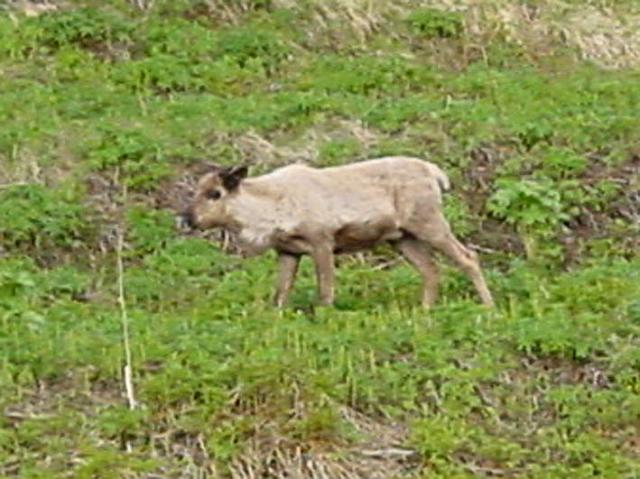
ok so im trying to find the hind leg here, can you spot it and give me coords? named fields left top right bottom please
left=435, top=236, right=493, bottom=306
left=408, top=214, right=494, bottom=307
left=395, top=238, right=440, bottom=308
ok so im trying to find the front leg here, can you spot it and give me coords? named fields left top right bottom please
left=274, top=253, right=300, bottom=308
left=311, top=243, right=335, bottom=306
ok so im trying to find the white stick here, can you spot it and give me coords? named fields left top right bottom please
left=117, top=224, right=136, bottom=411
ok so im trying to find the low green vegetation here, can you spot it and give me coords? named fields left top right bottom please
left=1, top=0, right=639, bottom=477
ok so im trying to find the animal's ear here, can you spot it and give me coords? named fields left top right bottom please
left=221, top=165, right=249, bottom=191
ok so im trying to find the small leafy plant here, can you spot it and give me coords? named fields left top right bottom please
left=0, top=183, right=95, bottom=255
left=488, top=178, right=568, bottom=259
left=407, top=8, right=463, bottom=39
left=88, top=126, right=171, bottom=191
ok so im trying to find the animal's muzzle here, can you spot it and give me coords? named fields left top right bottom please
left=177, top=210, right=196, bottom=230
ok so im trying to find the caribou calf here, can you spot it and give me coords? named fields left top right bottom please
left=182, top=157, right=493, bottom=308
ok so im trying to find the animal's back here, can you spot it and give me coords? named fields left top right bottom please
left=247, top=157, right=447, bottom=227
left=259, top=156, right=444, bottom=195
left=323, top=156, right=424, bottom=176
left=324, top=156, right=449, bottom=193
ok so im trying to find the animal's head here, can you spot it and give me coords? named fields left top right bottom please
left=181, top=164, right=248, bottom=230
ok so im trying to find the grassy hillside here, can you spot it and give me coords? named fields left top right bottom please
left=1, top=1, right=639, bottom=477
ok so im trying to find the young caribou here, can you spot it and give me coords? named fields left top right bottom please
left=182, top=157, right=494, bottom=308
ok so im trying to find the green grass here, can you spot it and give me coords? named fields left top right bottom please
left=1, top=1, right=640, bottom=476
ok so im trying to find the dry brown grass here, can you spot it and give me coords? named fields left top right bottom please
left=6, top=0, right=640, bottom=69
left=4, top=0, right=60, bottom=17
left=232, top=119, right=379, bottom=169
left=228, top=405, right=417, bottom=479
left=279, top=0, right=640, bottom=68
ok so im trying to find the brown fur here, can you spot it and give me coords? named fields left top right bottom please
left=184, top=157, right=494, bottom=308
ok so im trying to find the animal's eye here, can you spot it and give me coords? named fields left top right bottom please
left=206, top=189, right=222, bottom=200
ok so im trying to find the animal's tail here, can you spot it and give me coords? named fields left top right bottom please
left=427, top=163, right=451, bottom=194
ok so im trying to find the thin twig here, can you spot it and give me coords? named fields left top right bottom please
left=4, top=411, right=55, bottom=420
left=116, top=185, right=136, bottom=452
left=468, top=242, right=497, bottom=254
left=0, top=182, right=28, bottom=190
left=357, top=447, right=418, bottom=459
left=372, top=258, right=402, bottom=271
left=129, top=0, right=155, bottom=11
left=117, top=227, right=136, bottom=410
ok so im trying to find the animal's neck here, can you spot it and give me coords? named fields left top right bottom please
left=226, top=181, right=281, bottom=252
